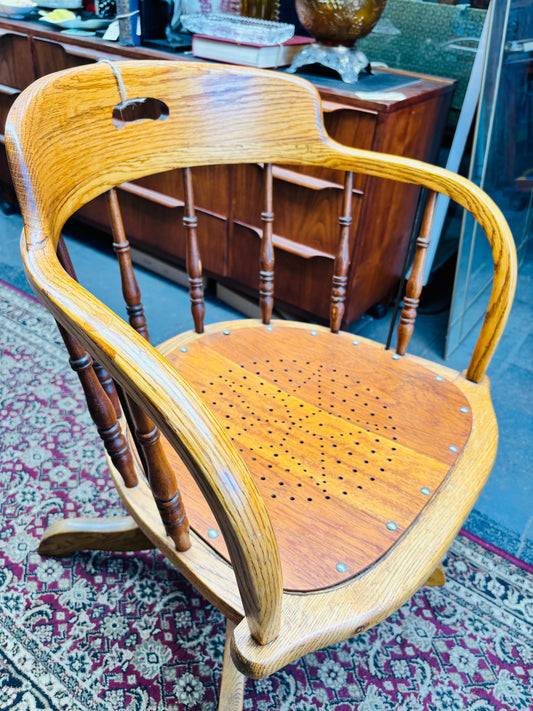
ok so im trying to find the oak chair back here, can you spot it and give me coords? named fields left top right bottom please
left=6, top=60, right=517, bottom=708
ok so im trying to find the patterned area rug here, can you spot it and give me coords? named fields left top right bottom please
left=1, top=279, right=532, bottom=711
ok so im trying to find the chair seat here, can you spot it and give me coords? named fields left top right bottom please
left=157, top=319, right=473, bottom=592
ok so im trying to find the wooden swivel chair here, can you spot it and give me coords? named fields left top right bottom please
left=6, top=61, right=516, bottom=708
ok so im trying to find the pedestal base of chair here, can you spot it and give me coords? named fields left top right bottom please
left=424, top=564, right=446, bottom=587
left=38, top=515, right=154, bottom=557
left=220, top=620, right=246, bottom=710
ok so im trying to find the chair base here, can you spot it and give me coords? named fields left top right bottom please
left=424, top=564, right=446, bottom=587
left=37, top=512, right=247, bottom=710
left=220, top=620, right=246, bottom=710
left=36, top=512, right=444, bottom=711
left=37, top=515, right=154, bottom=557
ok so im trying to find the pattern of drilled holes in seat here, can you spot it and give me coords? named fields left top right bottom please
left=209, top=360, right=398, bottom=504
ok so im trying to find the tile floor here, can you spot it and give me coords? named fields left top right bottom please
left=1, top=207, right=531, bottom=564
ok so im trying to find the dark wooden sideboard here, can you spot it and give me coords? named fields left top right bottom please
left=0, top=18, right=455, bottom=325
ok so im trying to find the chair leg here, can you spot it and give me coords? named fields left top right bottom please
left=219, top=619, right=245, bottom=711
left=423, top=563, right=446, bottom=587
left=38, top=515, right=154, bottom=557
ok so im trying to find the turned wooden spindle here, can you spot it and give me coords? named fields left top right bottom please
left=105, top=189, right=191, bottom=551
left=56, top=237, right=137, bottom=486
left=397, top=191, right=438, bottom=356
left=330, top=171, right=354, bottom=333
left=107, top=188, right=149, bottom=340
left=55, top=320, right=138, bottom=488
left=127, top=398, right=191, bottom=551
left=57, top=236, right=122, bottom=417
left=91, top=360, right=122, bottom=418
left=259, top=163, right=275, bottom=324
left=182, top=168, right=205, bottom=334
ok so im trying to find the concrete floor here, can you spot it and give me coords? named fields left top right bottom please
left=1, top=207, right=531, bottom=564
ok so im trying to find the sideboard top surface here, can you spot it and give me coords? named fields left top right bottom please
left=0, top=16, right=455, bottom=113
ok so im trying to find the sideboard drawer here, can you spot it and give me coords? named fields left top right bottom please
left=134, top=165, right=232, bottom=218
left=32, top=37, right=118, bottom=77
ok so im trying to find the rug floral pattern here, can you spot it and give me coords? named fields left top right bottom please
left=0, top=280, right=532, bottom=710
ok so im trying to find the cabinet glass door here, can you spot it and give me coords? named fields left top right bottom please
left=445, top=0, right=533, bottom=356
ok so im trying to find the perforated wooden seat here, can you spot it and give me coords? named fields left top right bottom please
left=6, top=60, right=516, bottom=708
left=158, top=320, right=473, bottom=592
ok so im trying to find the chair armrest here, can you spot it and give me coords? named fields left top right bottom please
left=23, top=238, right=283, bottom=646
left=321, top=141, right=518, bottom=380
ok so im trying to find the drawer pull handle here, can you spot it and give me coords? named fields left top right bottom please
left=0, top=84, right=20, bottom=97
left=269, top=165, right=364, bottom=196
left=236, top=222, right=334, bottom=260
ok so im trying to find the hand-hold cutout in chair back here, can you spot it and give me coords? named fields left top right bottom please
left=112, top=97, right=169, bottom=129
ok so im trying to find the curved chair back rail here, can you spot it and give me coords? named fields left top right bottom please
left=7, top=61, right=516, bottom=381
left=6, top=60, right=518, bottom=697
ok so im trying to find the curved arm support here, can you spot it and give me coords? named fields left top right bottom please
left=322, top=141, right=518, bottom=381
left=23, top=236, right=283, bottom=646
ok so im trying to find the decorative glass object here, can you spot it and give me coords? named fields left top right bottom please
left=287, top=0, right=388, bottom=82
left=180, top=13, right=295, bottom=45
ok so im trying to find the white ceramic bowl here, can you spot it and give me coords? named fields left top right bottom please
left=0, top=0, right=37, bottom=18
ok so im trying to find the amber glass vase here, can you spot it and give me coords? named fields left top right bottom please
left=295, top=0, right=387, bottom=47
left=288, top=0, right=388, bottom=82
